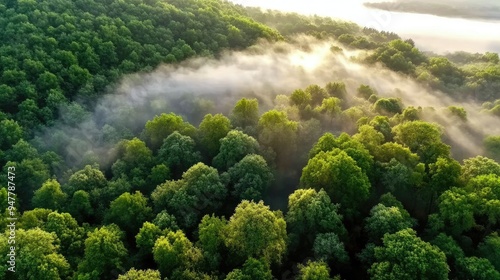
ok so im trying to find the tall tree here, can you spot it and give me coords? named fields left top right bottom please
left=197, top=215, right=227, bottom=272
left=369, top=228, right=449, bottom=280
left=365, top=203, right=415, bottom=243
left=301, top=149, right=370, bottom=217
left=213, top=130, right=259, bottom=171
left=230, top=98, right=259, bottom=131
left=77, top=225, right=128, bottom=280
left=117, top=268, right=161, bottom=280
left=0, top=228, right=70, bottom=280
left=297, top=261, right=333, bottom=280
left=157, top=131, right=201, bottom=178
left=151, top=163, right=227, bottom=229
left=392, top=120, right=450, bottom=164
left=225, top=154, right=273, bottom=201
left=105, top=191, right=153, bottom=235
left=142, top=113, right=196, bottom=151
left=224, top=201, right=287, bottom=264
left=286, top=188, right=346, bottom=250
left=32, top=179, right=67, bottom=211
left=258, top=110, right=298, bottom=167
left=153, top=229, right=201, bottom=278
left=198, top=113, right=232, bottom=159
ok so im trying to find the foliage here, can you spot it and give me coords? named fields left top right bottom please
left=213, top=130, right=260, bottom=171
left=369, top=229, right=449, bottom=280
left=153, top=229, right=201, bottom=278
left=224, top=201, right=287, bottom=264
left=1, top=1, right=499, bottom=278
left=117, top=268, right=161, bottom=280
left=301, top=149, right=371, bottom=217
left=77, top=225, right=128, bottom=279
left=104, top=191, right=153, bottom=235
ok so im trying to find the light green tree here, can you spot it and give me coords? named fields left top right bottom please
left=224, top=201, right=287, bottom=264
left=369, top=228, right=449, bottom=280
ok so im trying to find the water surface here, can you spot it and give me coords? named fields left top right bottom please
left=230, top=0, right=500, bottom=53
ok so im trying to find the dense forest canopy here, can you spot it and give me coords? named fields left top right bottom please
left=1, top=0, right=500, bottom=279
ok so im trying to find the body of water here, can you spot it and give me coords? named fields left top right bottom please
left=230, top=0, right=500, bottom=54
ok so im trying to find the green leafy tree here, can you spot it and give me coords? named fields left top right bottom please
left=230, top=98, right=259, bottom=131
left=66, top=164, right=107, bottom=195
left=111, top=138, right=153, bottom=192
left=357, top=84, right=377, bottom=99
left=428, top=157, right=462, bottom=197
left=3, top=159, right=50, bottom=209
left=151, top=163, right=227, bottom=229
left=457, top=257, right=500, bottom=280
left=153, top=210, right=180, bottom=231
left=353, top=124, right=385, bottom=154
left=105, top=191, right=153, bottom=235
left=313, top=232, right=349, bottom=263
left=68, top=190, right=93, bottom=222
left=325, top=81, right=347, bottom=99
left=369, top=116, right=393, bottom=142
left=478, top=232, right=500, bottom=271
left=142, top=113, right=196, bottom=150
left=430, top=233, right=465, bottom=278
left=225, top=154, right=273, bottom=201
left=18, top=208, right=53, bottom=229
left=213, top=130, right=259, bottom=171
left=32, top=179, right=67, bottom=211
left=117, top=268, right=161, bottom=280
left=224, top=200, right=287, bottom=264
left=297, top=261, right=332, bottom=280
left=136, top=222, right=163, bottom=255
left=306, top=84, right=328, bottom=106
left=286, top=189, right=346, bottom=250
left=3, top=139, right=39, bottom=163
left=290, top=89, right=312, bottom=109
left=369, top=228, right=449, bottom=280
left=0, top=228, right=70, bottom=280
left=225, top=257, right=273, bottom=280
left=197, top=215, right=227, bottom=272
left=301, top=149, right=370, bottom=217
left=308, top=133, right=374, bottom=178
left=258, top=110, right=298, bottom=167
left=484, top=135, right=500, bottom=162
left=461, top=156, right=500, bottom=184
left=198, top=113, right=232, bottom=159
left=392, top=120, right=450, bottom=164
left=0, top=119, right=23, bottom=150
left=365, top=203, right=415, bottom=242
left=437, top=187, right=476, bottom=235
left=157, top=131, right=201, bottom=178
left=44, top=212, right=86, bottom=267
left=77, top=225, right=128, bottom=280
left=153, top=229, right=201, bottom=278
left=379, top=158, right=425, bottom=202
left=315, top=97, right=342, bottom=125
left=373, top=98, right=403, bottom=115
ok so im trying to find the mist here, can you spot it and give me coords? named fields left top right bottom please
left=229, top=0, right=500, bottom=54
left=36, top=36, right=500, bottom=171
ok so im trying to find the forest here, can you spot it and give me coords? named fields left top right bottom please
left=0, top=0, right=500, bottom=279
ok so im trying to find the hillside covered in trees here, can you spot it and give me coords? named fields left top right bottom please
left=1, top=0, right=500, bottom=279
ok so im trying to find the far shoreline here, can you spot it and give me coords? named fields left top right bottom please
left=364, top=1, right=500, bottom=22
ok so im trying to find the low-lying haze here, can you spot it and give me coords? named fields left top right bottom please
left=38, top=37, right=500, bottom=171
